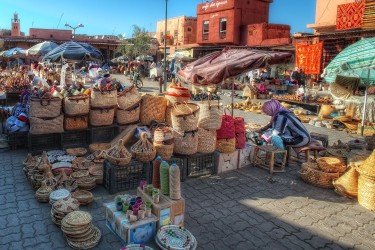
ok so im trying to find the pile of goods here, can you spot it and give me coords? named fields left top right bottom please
left=232, top=99, right=263, bottom=114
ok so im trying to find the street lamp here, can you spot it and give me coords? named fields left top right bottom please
left=163, top=0, right=168, bottom=92
left=65, top=23, right=84, bottom=40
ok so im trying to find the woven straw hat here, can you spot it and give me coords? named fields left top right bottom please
left=356, top=149, right=375, bottom=178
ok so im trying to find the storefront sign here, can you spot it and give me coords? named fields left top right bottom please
left=202, top=0, right=228, bottom=11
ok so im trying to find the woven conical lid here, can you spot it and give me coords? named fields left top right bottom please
left=357, top=149, right=375, bottom=178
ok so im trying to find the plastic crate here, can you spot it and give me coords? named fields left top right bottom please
left=28, top=133, right=61, bottom=155
left=186, top=153, right=216, bottom=177
left=8, top=131, right=28, bottom=150
left=89, top=125, right=118, bottom=143
left=103, top=160, right=152, bottom=194
left=61, top=130, right=89, bottom=149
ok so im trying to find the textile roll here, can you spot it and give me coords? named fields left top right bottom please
left=169, top=163, right=181, bottom=200
left=160, top=161, right=170, bottom=196
left=152, top=156, right=162, bottom=189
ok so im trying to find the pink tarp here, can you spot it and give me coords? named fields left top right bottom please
left=177, top=48, right=292, bottom=86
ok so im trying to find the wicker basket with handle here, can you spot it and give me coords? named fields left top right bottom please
left=198, top=97, right=223, bottom=130
left=173, top=130, right=198, bottom=155
left=140, top=94, right=167, bottom=125
left=89, top=107, right=115, bottom=126
left=171, top=102, right=200, bottom=132
left=29, top=97, right=62, bottom=118
left=29, top=114, right=64, bottom=135
left=299, top=164, right=340, bottom=189
left=63, top=95, right=89, bottom=115
left=117, top=86, right=141, bottom=110
left=90, top=88, right=117, bottom=108
left=198, top=128, right=216, bottom=154
left=131, top=132, right=157, bottom=162
left=116, top=102, right=140, bottom=125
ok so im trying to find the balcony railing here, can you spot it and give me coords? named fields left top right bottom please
left=203, top=33, right=209, bottom=40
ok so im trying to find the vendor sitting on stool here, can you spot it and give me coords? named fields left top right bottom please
left=256, top=100, right=310, bottom=154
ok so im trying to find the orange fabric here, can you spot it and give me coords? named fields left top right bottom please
left=336, top=2, right=365, bottom=31
left=296, top=42, right=323, bottom=75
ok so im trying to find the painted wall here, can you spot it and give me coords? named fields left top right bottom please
left=29, top=28, right=72, bottom=40
left=247, top=23, right=291, bottom=46
left=156, top=16, right=197, bottom=46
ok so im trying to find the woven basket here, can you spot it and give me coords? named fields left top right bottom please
left=89, top=107, right=114, bottom=126
left=343, top=121, right=358, bottom=131
left=198, top=98, right=223, bottom=130
left=29, top=97, right=62, bottom=118
left=216, top=138, right=236, bottom=153
left=105, top=139, right=132, bottom=166
left=89, top=143, right=111, bottom=153
left=29, top=115, right=64, bottom=135
left=165, top=106, right=173, bottom=126
left=173, top=130, right=198, bottom=155
left=358, top=174, right=375, bottom=211
left=356, top=149, right=375, bottom=179
left=66, top=147, right=87, bottom=157
left=90, top=89, right=117, bottom=108
left=154, top=143, right=174, bottom=160
left=117, top=86, right=141, bottom=110
left=198, top=128, right=216, bottom=154
left=63, top=95, right=89, bottom=115
left=154, top=126, right=174, bottom=143
left=88, top=165, right=103, bottom=184
left=71, top=190, right=94, bottom=205
left=77, top=176, right=96, bottom=190
left=316, top=157, right=347, bottom=173
left=171, top=102, right=200, bottom=132
left=217, top=108, right=235, bottom=139
left=140, top=94, right=167, bottom=125
left=131, top=132, right=156, bottom=162
left=319, top=104, right=335, bottom=119
left=333, top=167, right=358, bottom=198
left=165, top=85, right=191, bottom=105
left=64, top=115, right=88, bottom=131
left=116, top=102, right=140, bottom=125
left=299, top=164, right=340, bottom=189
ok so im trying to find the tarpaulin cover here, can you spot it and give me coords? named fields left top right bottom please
left=43, top=41, right=103, bottom=62
left=177, top=48, right=292, bottom=86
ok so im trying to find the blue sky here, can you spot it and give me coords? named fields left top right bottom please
left=0, top=0, right=316, bottom=37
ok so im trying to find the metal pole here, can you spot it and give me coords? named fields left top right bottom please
left=360, top=69, right=370, bottom=136
left=163, top=0, right=168, bottom=92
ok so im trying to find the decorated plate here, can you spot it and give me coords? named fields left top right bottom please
left=52, top=161, right=73, bottom=170
left=47, top=150, right=66, bottom=157
left=57, top=155, right=77, bottom=162
left=50, top=188, right=70, bottom=201
left=121, top=244, right=154, bottom=250
left=156, top=226, right=197, bottom=250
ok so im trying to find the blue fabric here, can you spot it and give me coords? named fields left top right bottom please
left=272, top=136, right=285, bottom=164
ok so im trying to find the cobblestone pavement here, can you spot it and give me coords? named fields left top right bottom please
left=0, top=76, right=374, bottom=249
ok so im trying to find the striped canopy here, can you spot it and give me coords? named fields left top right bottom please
left=323, top=37, right=375, bottom=85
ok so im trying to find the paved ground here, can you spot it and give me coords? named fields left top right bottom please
left=0, top=75, right=374, bottom=250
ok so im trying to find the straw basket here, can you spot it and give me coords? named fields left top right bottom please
left=171, top=102, right=200, bottom=132
left=30, top=97, right=62, bottom=118
left=216, top=138, right=236, bottom=153
left=154, top=127, right=174, bottom=143
left=154, top=142, right=174, bottom=160
left=316, top=157, right=347, bottom=173
left=173, top=130, right=198, bottom=155
left=71, top=190, right=94, bottom=205
left=343, top=121, right=359, bottom=131
left=105, top=139, right=132, bottom=166
left=198, top=128, right=216, bottom=154
left=299, top=164, right=340, bottom=189
left=198, top=98, right=223, bottom=130
left=333, top=167, right=358, bottom=198
left=358, top=174, right=375, bottom=211
left=116, top=102, right=140, bottom=125
left=166, top=85, right=191, bottom=105
left=165, top=106, right=173, bottom=126
left=117, top=86, right=141, bottom=110
left=64, top=115, right=88, bottom=131
left=63, top=95, right=89, bottom=115
left=89, top=143, right=111, bottom=153
left=88, top=165, right=103, bottom=184
left=140, top=95, right=167, bottom=125
left=89, top=107, right=115, bottom=126
left=131, top=132, right=157, bottom=162
left=319, top=104, right=335, bottom=119
left=356, top=149, right=375, bottom=178
left=90, top=89, right=117, bottom=108
left=29, top=115, right=64, bottom=135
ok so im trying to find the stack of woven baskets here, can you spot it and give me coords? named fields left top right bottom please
left=355, top=150, right=375, bottom=211
left=89, top=88, right=117, bottom=126
left=63, top=95, right=90, bottom=131
left=29, top=96, right=64, bottom=134
left=116, top=86, right=142, bottom=125
left=172, top=102, right=200, bottom=155
left=153, top=126, right=174, bottom=160
left=300, top=157, right=347, bottom=188
left=197, top=97, right=222, bottom=154
left=216, top=108, right=236, bottom=153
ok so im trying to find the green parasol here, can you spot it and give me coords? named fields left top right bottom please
left=323, top=37, right=375, bottom=136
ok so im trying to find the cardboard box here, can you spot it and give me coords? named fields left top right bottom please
left=105, top=202, right=158, bottom=245
left=238, top=143, right=254, bottom=169
left=137, top=187, right=185, bottom=229
left=216, top=151, right=239, bottom=174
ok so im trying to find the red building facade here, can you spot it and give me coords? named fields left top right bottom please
left=196, top=0, right=273, bottom=45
